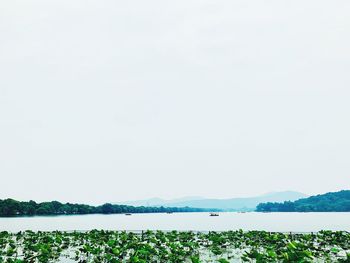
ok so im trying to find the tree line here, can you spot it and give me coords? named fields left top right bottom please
left=0, top=199, right=213, bottom=217
left=256, top=190, right=350, bottom=212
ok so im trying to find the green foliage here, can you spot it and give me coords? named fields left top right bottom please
left=257, top=190, right=350, bottom=212
left=1, top=230, right=349, bottom=262
left=0, top=199, right=213, bottom=217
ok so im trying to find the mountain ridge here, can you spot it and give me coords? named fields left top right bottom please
left=115, top=191, right=307, bottom=211
left=256, top=190, right=350, bottom=212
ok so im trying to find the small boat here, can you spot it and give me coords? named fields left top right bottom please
left=125, top=213, right=132, bottom=216
left=210, top=213, right=219, bottom=217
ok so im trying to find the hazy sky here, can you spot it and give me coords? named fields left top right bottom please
left=1, top=0, right=349, bottom=204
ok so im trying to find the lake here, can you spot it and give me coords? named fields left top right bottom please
left=1, top=212, right=349, bottom=232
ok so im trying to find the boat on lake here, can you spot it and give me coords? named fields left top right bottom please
left=210, top=213, right=219, bottom=216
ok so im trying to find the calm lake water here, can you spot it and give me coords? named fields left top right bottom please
left=0, top=212, right=349, bottom=233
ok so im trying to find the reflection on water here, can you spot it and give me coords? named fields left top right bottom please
left=0, top=212, right=349, bottom=232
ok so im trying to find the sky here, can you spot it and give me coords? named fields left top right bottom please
left=0, top=0, right=349, bottom=204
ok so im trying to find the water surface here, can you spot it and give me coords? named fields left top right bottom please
left=0, top=212, right=349, bottom=232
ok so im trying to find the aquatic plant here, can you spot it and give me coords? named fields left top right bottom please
left=0, top=230, right=349, bottom=262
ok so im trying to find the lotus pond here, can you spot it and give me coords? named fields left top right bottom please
left=0, top=230, right=349, bottom=262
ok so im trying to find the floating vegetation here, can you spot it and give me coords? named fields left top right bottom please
left=0, top=230, right=349, bottom=262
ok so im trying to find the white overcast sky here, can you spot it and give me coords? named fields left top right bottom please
left=0, top=0, right=349, bottom=204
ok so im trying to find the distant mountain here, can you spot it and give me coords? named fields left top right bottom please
left=256, top=190, right=350, bottom=212
left=116, top=191, right=306, bottom=211
left=116, top=196, right=204, bottom=207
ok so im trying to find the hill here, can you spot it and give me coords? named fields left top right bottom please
left=118, top=196, right=204, bottom=207
left=117, top=191, right=307, bottom=211
left=256, top=190, right=350, bottom=212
